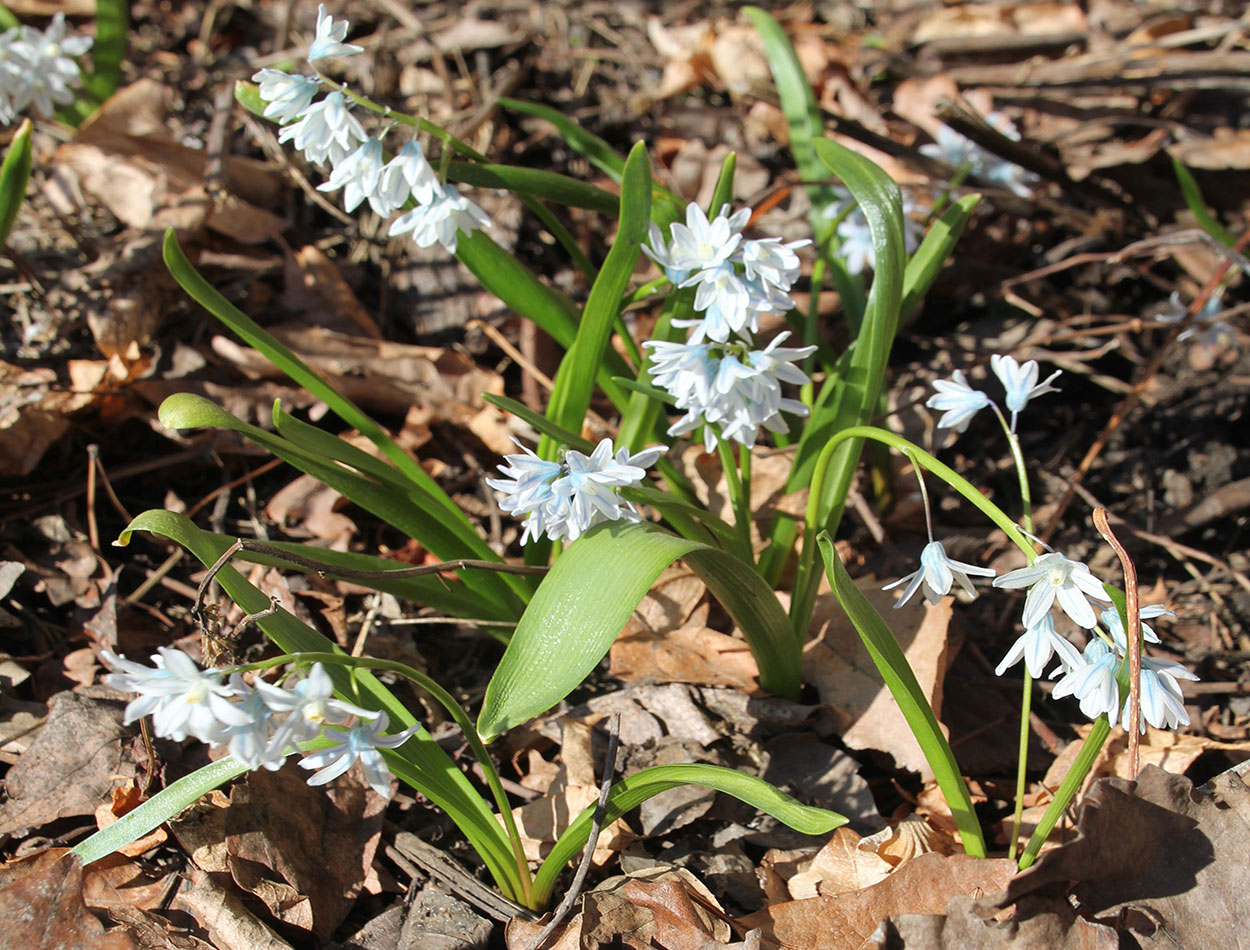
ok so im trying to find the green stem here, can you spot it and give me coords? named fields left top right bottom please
left=233, top=652, right=534, bottom=908
left=993, top=404, right=1037, bottom=861
left=718, top=437, right=753, bottom=560
left=792, top=426, right=1036, bottom=640
left=1008, top=671, right=1032, bottom=861
left=1018, top=717, right=1111, bottom=869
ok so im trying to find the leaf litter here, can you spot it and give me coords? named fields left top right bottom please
left=2, top=0, right=1249, bottom=945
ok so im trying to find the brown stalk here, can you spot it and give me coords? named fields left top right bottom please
left=1093, top=507, right=1142, bottom=775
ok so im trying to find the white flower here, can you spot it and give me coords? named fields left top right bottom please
left=994, top=613, right=1084, bottom=679
left=307, top=3, right=364, bottom=61
left=993, top=551, right=1109, bottom=629
left=920, top=123, right=983, bottom=169
left=487, top=439, right=663, bottom=544
left=255, top=662, right=375, bottom=749
left=1125, top=656, right=1197, bottom=732
left=318, top=136, right=385, bottom=212
left=883, top=540, right=996, bottom=608
left=642, top=222, right=690, bottom=285
left=665, top=203, right=750, bottom=273
left=377, top=140, right=440, bottom=212
left=219, top=675, right=287, bottom=771
left=1, top=13, right=92, bottom=120
left=678, top=263, right=755, bottom=343
left=926, top=369, right=992, bottom=432
left=739, top=237, right=808, bottom=293
left=920, top=114, right=1036, bottom=197
left=989, top=354, right=1061, bottom=431
left=644, top=333, right=815, bottom=451
left=299, top=711, right=418, bottom=799
left=1100, top=603, right=1170, bottom=651
left=102, top=648, right=253, bottom=745
left=834, top=212, right=876, bottom=275
left=278, top=91, right=366, bottom=165
left=253, top=69, right=322, bottom=123
left=388, top=182, right=490, bottom=254
left=1051, top=638, right=1121, bottom=724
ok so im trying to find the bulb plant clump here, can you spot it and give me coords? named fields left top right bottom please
left=78, top=1, right=1206, bottom=915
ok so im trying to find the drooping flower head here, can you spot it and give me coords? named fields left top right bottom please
left=883, top=540, right=997, bottom=608
left=989, top=354, right=1061, bottom=432
left=253, top=69, right=322, bottom=123
left=926, top=369, right=992, bottom=433
left=994, top=613, right=1084, bottom=679
left=299, top=711, right=419, bottom=799
left=277, top=90, right=366, bottom=165
left=388, top=182, right=491, bottom=254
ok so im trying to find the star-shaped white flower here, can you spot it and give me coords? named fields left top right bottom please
left=989, top=354, right=1061, bottom=432
left=253, top=69, right=322, bottom=124
left=994, top=613, right=1084, bottom=679
left=993, top=551, right=1109, bottom=629
left=926, top=370, right=992, bottom=433
left=883, top=540, right=997, bottom=608
left=299, top=711, right=419, bottom=799
left=308, top=4, right=364, bottom=61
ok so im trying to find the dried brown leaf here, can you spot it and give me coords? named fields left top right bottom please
left=0, top=691, right=133, bottom=836
left=0, top=852, right=138, bottom=950
left=741, top=853, right=1017, bottom=950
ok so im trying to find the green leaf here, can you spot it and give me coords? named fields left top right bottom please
left=541, top=142, right=652, bottom=456
left=235, top=80, right=267, bottom=117
left=1172, top=157, right=1236, bottom=248
left=158, top=394, right=522, bottom=615
left=900, top=194, right=980, bottom=320
left=744, top=7, right=838, bottom=237
left=0, top=4, right=19, bottom=30
left=271, top=401, right=415, bottom=493
left=73, top=757, right=251, bottom=864
left=478, top=520, right=801, bottom=743
left=495, top=98, right=683, bottom=225
left=112, top=509, right=525, bottom=901
left=817, top=534, right=985, bottom=857
left=447, top=161, right=617, bottom=214
left=81, top=0, right=128, bottom=102
left=481, top=393, right=595, bottom=454
left=533, top=763, right=846, bottom=905
left=0, top=118, right=32, bottom=247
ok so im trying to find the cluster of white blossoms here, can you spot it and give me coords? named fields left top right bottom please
left=885, top=540, right=1196, bottom=731
left=926, top=353, right=1062, bottom=434
left=488, top=438, right=664, bottom=545
left=920, top=111, right=1038, bottom=198
left=641, top=203, right=818, bottom=450
left=0, top=13, right=93, bottom=124
left=252, top=5, right=489, bottom=254
left=102, top=649, right=417, bottom=798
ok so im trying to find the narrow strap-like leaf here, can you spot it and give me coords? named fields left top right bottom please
left=0, top=119, right=33, bottom=247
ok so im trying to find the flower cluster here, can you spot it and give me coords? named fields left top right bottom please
left=920, top=111, right=1038, bottom=198
left=926, top=354, right=1061, bottom=434
left=642, top=204, right=817, bottom=450
left=1158, top=289, right=1239, bottom=353
left=990, top=554, right=1197, bottom=730
left=102, top=649, right=417, bottom=798
left=252, top=5, right=489, bottom=253
left=0, top=13, right=93, bottom=124
left=487, top=438, right=664, bottom=545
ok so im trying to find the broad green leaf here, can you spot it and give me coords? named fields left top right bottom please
left=478, top=520, right=801, bottom=743
left=114, top=509, right=525, bottom=900
left=532, top=763, right=846, bottom=905
left=818, top=534, right=985, bottom=857
left=447, top=161, right=617, bottom=214
left=541, top=142, right=652, bottom=457
left=0, top=4, right=18, bottom=29
left=0, top=118, right=32, bottom=246
left=745, top=7, right=838, bottom=237
left=788, top=141, right=906, bottom=636
left=1172, top=157, right=1235, bottom=248
left=81, top=0, right=128, bottom=102
left=901, top=194, right=980, bottom=320
left=481, top=393, right=595, bottom=454
left=159, top=393, right=523, bottom=615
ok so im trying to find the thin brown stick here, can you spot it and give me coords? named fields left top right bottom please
left=1093, top=508, right=1142, bottom=776
left=529, top=713, right=621, bottom=950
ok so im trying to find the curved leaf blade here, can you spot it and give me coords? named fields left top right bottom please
left=478, top=521, right=800, bottom=743
left=533, top=763, right=846, bottom=905
left=0, top=118, right=33, bottom=247
left=817, top=533, right=985, bottom=857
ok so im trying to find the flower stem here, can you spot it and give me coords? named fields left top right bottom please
left=1018, top=716, right=1111, bottom=869
left=718, top=437, right=753, bottom=561
left=994, top=403, right=1037, bottom=860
